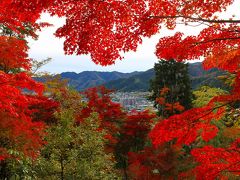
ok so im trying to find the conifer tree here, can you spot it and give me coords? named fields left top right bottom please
left=149, top=59, right=192, bottom=117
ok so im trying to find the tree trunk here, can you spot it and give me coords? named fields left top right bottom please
left=60, top=156, right=64, bottom=180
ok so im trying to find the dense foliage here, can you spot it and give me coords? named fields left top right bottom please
left=193, top=86, right=227, bottom=108
left=35, top=88, right=119, bottom=180
left=0, top=36, right=49, bottom=166
left=1, top=0, right=240, bottom=179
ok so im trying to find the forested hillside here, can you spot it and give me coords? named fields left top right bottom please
left=105, top=62, right=226, bottom=91
left=49, top=62, right=226, bottom=91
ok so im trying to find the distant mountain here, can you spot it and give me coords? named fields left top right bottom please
left=104, top=69, right=154, bottom=91
left=104, top=62, right=226, bottom=91
left=36, top=62, right=226, bottom=92
left=60, top=71, right=140, bottom=91
left=189, top=63, right=226, bottom=90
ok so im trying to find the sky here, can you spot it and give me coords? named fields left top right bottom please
left=27, top=1, right=240, bottom=74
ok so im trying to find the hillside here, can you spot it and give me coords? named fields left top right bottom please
left=104, top=69, right=154, bottom=91
left=60, top=71, right=140, bottom=90
left=189, top=63, right=227, bottom=90
left=104, top=62, right=226, bottom=91
left=36, top=62, right=226, bottom=92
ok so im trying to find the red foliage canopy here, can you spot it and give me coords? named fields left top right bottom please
left=0, top=0, right=52, bottom=35
left=1, top=0, right=240, bottom=178
left=116, top=110, right=156, bottom=155
left=77, top=86, right=126, bottom=146
left=0, top=36, right=56, bottom=160
left=47, top=0, right=235, bottom=65
left=191, top=140, right=240, bottom=179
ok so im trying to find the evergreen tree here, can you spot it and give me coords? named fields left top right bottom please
left=149, top=59, right=192, bottom=117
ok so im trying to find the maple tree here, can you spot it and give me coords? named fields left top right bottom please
left=1, top=0, right=240, bottom=178
left=28, top=95, right=59, bottom=124
left=127, top=143, right=193, bottom=179
left=0, top=36, right=59, bottom=179
left=126, top=87, right=191, bottom=179
left=0, top=22, right=59, bottom=179
left=0, top=36, right=42, bottom=159
left=45, top=0, right=238, bottom=65
left=78, top=86, right=126, bottom=148
left=0, top=0, right=52, bottom=38
left=115, top=110, right=156, bottom=179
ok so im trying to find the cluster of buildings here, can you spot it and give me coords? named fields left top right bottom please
left=110, top=92, right=156, bottom=112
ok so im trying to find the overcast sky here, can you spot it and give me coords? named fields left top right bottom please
left=27, top=1, right=240, bottom=74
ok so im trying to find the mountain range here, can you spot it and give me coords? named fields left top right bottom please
left=60, top=71, right=140, bottom=91
left=56, top=62, right=226, bottom=92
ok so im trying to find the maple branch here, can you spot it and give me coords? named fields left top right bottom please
left=196, top=102, right=229, bottom=122
left=175, top=21, right=207, bottom=27
left=170, top=101, right=231, bottom=144
left=149, top=15, right=240, bottom=24
left=193, top=36, right=240, bottom=46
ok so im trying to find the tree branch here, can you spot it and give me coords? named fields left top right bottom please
left=149, top=15, right=240, bottom=24
left=193, top=36, right=240, bottom=46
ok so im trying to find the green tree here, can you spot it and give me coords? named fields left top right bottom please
left=192, top=85, right=240, bottom=127
left=34, top=88, right=119, bottom=180
left=149, top=59, right=192, bottom=117
left=192, top=86, right=226, bottom=108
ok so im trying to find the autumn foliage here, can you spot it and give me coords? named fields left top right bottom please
left=0, top=36, right=54, bottom=161
left=0, top=0, right=52, bottom=37
left=156, top=87, right=185, bottom=116
left=76, top=86, right=125, bottom=147
left=1, top=0, right=240, bottom=179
